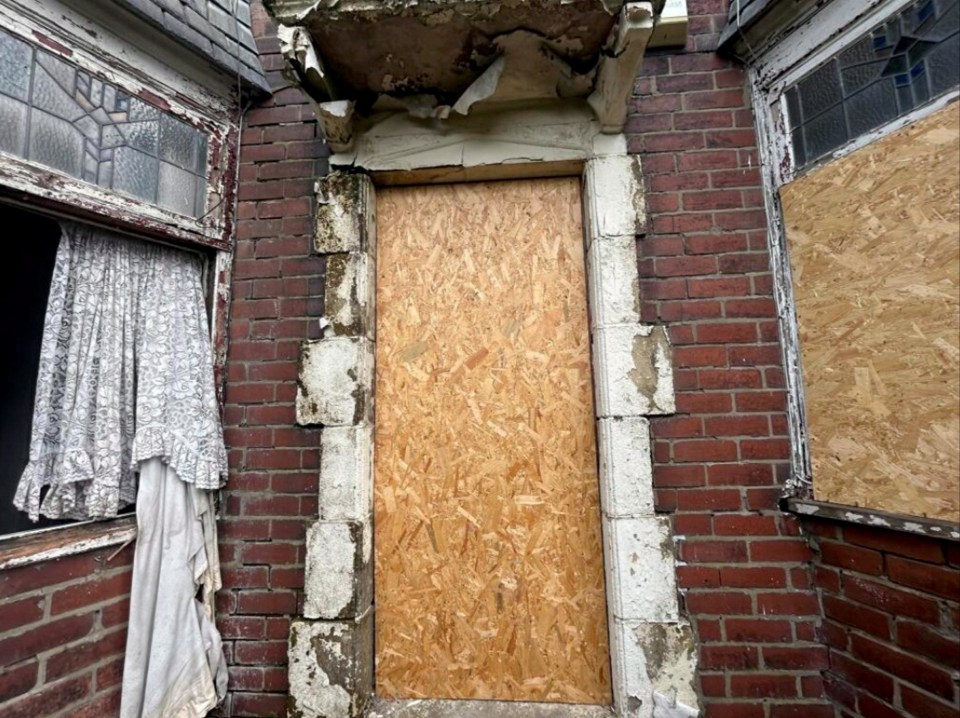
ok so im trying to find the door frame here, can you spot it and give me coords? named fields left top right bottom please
left=291, top=101, right=700, bottom=718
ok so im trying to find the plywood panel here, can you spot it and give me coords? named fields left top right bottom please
left=374, top=179, right=611, bottom=704
left=782, top=102, right=960, bottom=522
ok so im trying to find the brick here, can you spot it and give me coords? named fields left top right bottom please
left=828, top=651, right=894, bottom=702
left=887, top=556, right=960, bottom=599
left=0, top=596, right=43, bottom=633
left=762, top=645, right=829, bottom=670
left=725, top=619, right=793, bottom=643
left=0, top=660, right=37, bottom=702
left=700, top=645, right=758, bottom=670
left=685, top=591, right=753, bottom=615
left=730, top=674, right=797, bottom=697
left=850, top=633, right=956, bottom=699
left=1, top=675, right=91, bottom=718
left=0, top=613, right=95, bottom=667
left=842, top=525, right=944, bottom=563
left=755, top=592, right=820, bottom=616
left=820, top=541, right=883, bottom=576
left=719, top=566, right=786, bottom=588
left=895, top=619, right=960, bottom=667
left=679, top=539, right=748, bottom=563
left=845, top=575, right=941, bottom=624
left=769, top=706, right=835, bottom=718
left=822, top=595, right=890, bottom=639
left=46, top=628, right=127, bottom=681
left=901, top=684, right=960, bottom=718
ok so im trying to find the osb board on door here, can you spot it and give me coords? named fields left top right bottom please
left=781, top=102, right=960, bottom=522
left=374, top=178, right=611, bottom=704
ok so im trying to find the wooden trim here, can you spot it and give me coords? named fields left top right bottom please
left=0, top=515, right=137, bottom=570
left=786, top=498, right=960, bottom=542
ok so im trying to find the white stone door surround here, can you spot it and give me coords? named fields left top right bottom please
left=291, top=103, right=700, bottom=718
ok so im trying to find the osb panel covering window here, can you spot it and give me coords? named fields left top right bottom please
left=782, top=102, right=960, bottom=522
left=374, top=179, right=612, bottom=704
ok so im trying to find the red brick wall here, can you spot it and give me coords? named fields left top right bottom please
left=627, top=1, right=835, bottom=715
left=215, top=3, right=327, bottom=715
left=0, top=544, right=134, bottom=717
left=807, top=520, right=960, bottom=718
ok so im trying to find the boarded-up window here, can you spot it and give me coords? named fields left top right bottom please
left=781, top=102, right=960, bottom=521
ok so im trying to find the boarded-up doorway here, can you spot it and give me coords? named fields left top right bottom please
left=374, top=178, right=611, bottom=704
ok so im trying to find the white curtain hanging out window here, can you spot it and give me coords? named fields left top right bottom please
left=13, top=221, right=229, bottom=717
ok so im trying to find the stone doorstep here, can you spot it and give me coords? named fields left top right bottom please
left=367, top=699, right=615, bottom=718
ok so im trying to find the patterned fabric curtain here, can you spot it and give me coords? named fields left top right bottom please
left=14, top=221, right=227, bottom=521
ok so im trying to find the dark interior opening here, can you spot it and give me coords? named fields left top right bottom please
left=0, top=203, right=68, bottom=536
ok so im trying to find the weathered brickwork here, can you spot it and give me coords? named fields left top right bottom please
left=627, top=1, right=833, bottom=715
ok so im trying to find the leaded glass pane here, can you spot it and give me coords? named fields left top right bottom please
left=114, top=146, right=158, bottom=203
left=158, top=161, right=199, bottom=216
left=0, top=95, right=28, bottom=155
left=785, top=0, right=960, bottom=169
left=0, top=27, right=212, bottom=218
left=0, top=33, right=32, bottom=101
left=29, top=110, right=84, bottom=178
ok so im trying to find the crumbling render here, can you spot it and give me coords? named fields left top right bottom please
left=273, top=0, right=658, bottom=150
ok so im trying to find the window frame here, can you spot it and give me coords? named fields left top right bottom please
left=0, top=0, right=242, bottom=554
left=0, top=0, right=241, bottom=252
left=750, top=0, right=960, bottom=536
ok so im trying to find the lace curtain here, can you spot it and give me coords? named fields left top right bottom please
left=14, top=221, right=227, bottom=521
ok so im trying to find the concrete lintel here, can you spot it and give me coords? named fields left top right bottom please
left=304, top=518, right=373, bottom=620
left=296, top=338, right=374, bottom=426
left=315, top=172, right=376, bottom=255
left=583, top=155, right=647, bottom=242
left=588, top=3, right=656, bottom=133
left=604, top=516, right=679, bottom=623
left=609, top=620, right=699, bottom=718
left=588, top=235, right=642, bottom=328
left=319, top=424, right=374, bottom=522
left=288, top=611, right=374, bottom=718
left=593, top=325, right=676, bottom=417
left=325, top=252, right=376, bottom=339
left=331, top=101, right=605, bottom=179
left=598, top=417, right=654, bottom=518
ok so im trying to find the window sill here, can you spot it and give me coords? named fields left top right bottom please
left=784, top=497, right=960, bottom=542
left=0, top=515, right=137, bottom=570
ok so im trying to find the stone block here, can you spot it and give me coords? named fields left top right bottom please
left=325, top=252, right=376, bottom=338
left=583, top=155, right=646, bottom=244
left=304, top=518, right=373, bottom=620
left=593, top=325, right=675, bottom=417
left=587, top=235, right=641, bottom=327
left=315, top=172, right=376, bottom=255
left=319, top=425, right=374, bottom=521
left=288, top=611, right=374, bottom=718
left=609, top=619, right=700, bottom=718
left=296, top=338, right=374, bottom=427
left=598, top=417, right=654, bottom=518
left=604, top=516, right=678, bottom=622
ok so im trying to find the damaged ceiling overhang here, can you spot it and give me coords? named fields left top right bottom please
left=265, top=0, right=672, bottom=149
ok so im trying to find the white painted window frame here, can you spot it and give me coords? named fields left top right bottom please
left=0, top=0, right=241, bottom=251
left=0, top=0, right=241, bottom=559
left=750, top=0, right=960, bottom=526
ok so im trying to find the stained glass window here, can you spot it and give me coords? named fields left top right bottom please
left=0, top=28, right=209, bottom=218
left=785, top=0, right=959, bottom=168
